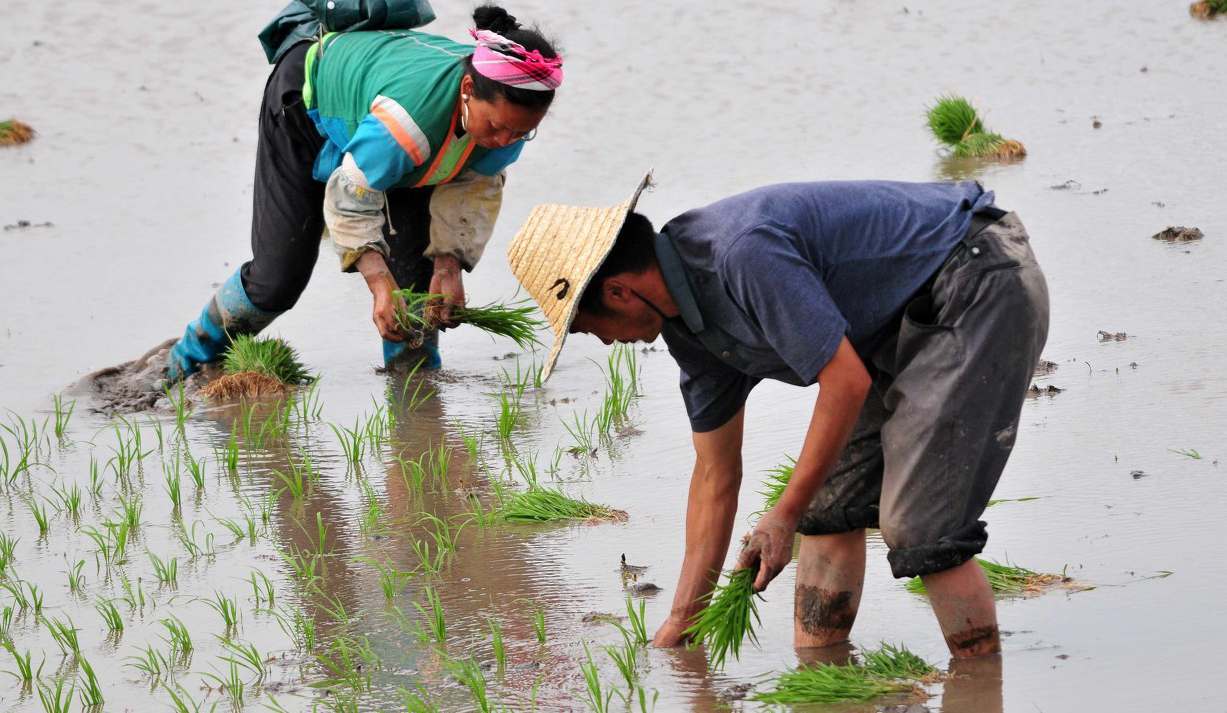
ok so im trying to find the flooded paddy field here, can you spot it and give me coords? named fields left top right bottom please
left=2, top=0, right=1226, bottom=711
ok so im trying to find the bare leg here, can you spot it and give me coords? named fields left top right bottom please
left=921, top=558, right=1000, bottom=658
left=793, top=530, right=866, bottom=649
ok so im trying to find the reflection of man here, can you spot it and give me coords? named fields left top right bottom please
left=507, top=174, right=1049, bottom=658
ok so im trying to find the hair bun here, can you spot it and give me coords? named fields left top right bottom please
left=473, top=5, right=521, bottom=34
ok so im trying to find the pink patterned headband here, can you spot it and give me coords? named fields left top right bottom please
left=469, top=28, right=564, bottom=92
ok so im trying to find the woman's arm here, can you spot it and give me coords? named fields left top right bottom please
left=425, top=169, right=505, bottom=323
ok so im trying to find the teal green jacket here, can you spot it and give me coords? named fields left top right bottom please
left=258, top=0, right=435, bottom=63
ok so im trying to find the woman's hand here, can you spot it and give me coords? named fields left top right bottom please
left=427, top=255, right=465, bottom=327
left=652, top=614, right=694, bottom=648
left=357, top=251, right=405, bottom=341
left=736, top=506, right=800, bottom=592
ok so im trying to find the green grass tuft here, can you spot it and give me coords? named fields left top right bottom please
left=393, top=290, right=544, bottom=349
left=222, top=334, right=312, bottom=384
left=754, top=643, right=933, bottom=705
left=905, top=557, right=1062, bottom=595
left=684, top=568, right=762, bottom=670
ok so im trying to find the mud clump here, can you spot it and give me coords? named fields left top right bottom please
left=1152, top=226, right=1204, bottom=242
left=1033, top=359, right=1059, bottom=376
left=199, top=372, right=288, bottom=401
left=1097, top=330, right=1128, bottom=342
left=71, top=338, right=179, bottom=414
left=0, top=119, right=35, bottom=146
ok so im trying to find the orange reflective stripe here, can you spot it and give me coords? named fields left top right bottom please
left=371, top=104, right=426, bottom=166
left=413, top=104, right=460, bottom=188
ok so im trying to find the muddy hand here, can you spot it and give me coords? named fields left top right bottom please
left=358, top=251, right=405, bottom=342
left=427, top=255, right=465, bottom=328
left=736, top=507, right=798, bottom=592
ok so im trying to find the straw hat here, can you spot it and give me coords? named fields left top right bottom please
left=507, top=171, right=653, bottom=380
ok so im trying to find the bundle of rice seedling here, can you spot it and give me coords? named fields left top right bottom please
left=0, top=119, right=35, bottom=146
left=200, top=335, right=312, bottom=401
left=754, top=456, right=795, bottom=516
left=754, top=643, right=935, bottom=705
left=1190, top=0, right=1227, bottom=19
left=683, top=568, right=763, bottom=670
left=926, top=95, right=1026, bottom=160
left=904, top=557, right=1064, bottom=596
left=393, top=290, right=543, bottom=349
left=499, top=486, right=625, bottom=523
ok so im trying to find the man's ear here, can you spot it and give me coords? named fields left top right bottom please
left=603, top=275, right=636, bottom=309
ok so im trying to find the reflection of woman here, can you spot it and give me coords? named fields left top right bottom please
left=166, top=5, right=563, bottom=379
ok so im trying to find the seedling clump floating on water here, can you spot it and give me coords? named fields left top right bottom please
left=905, top=557, right=1067, bottom=596
left=499, top=485, right=625, bottom=523
left=0, top=119, right=35, bottom=146
left=393, top=290, right=544, bottom=349
left=927, top=95, right=1026, bottom=160
left=683, top=568, right=763, bottom=670
left=201, top=334, right=312, bottom=401
left=1190, top=0, right=1227, bottom=19
left=753, top=643, right=936, bottom=704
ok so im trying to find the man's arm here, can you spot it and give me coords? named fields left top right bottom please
left=737, top=337, right=871, bottom=590
left=652, top=408, right=746, bottom=647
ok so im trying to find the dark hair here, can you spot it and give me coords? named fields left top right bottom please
left=465, top=5, right=559, bottom=111
left=578, top=212, right=658, bottom=315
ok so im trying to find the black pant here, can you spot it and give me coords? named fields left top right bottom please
left=243, top=41, right=434, bottom=313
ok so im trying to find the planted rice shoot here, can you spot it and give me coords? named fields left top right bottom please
left=905, top=557, right=1064, bottom=595
left=161, top=615, right=194, bottom=659
left=150, top=553, right=179, bottom=586
left=0, top=533, right=18, bottom=578
left=927, top=95, right=1026, bottom=160
left=36, top=677, right=75, bottom=713
left=447, top=656, right=493, bottom=713
left=531, top=604, right=547, bottom=644
left=204, top=591, right=241, bottom=634
left=488, top=616, right=506, bottom=673
left=46, top=616, right=82, bottom=658
left=3, top=640, right=42, bottom=686
left=414, top=585, right=447, bottom=644
left=393, top=290, right=544, bottom=349
left=96, top=598, right=124, bottom=633
left=51, top=394, right=75, bottom=442
left=0, top=118, right=35, bottom=146
left=580, top=643, right=615, bottom=713
left=77, top=657, right=105, bottom=708
left=754, top=643, right=934, bottom=705
left=684, top=568, right=763, bottom=670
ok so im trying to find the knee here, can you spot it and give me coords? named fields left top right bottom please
left=242, top=265, right=310, bottom=313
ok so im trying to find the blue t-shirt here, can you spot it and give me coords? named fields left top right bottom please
left=658, top=180, right=994, bottom=432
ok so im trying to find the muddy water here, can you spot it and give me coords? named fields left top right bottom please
left=2, top=1, right=1226, bottom=711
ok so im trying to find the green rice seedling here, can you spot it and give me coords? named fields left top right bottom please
left=274, top=606, right=317, bottom=652
left=165, top=381, right=190, bottom=437
left=488, top=617, right=506, bottom=673
left=88, top=456, right=103, bottom=498
left=215, top=516, right=247, bottom=542
left=393, top=452, right=428, bottom=495
left=51, top=394, right=75, bottom=443
left=222, top=333, right=312, bottom=384
left=0, top=118, right=36, bottom=146
left=391, top=362, right=436, bottom=415
left=755, top=456, right=796, bottom=516
left=201, top=659, right=246, bottom=708
left=605, top=638, right=640, bottom=698
left=312, top=634, right=377, bottom=693
left=500, top=485, right=621, bottom=523
left=95, top=599, right=124, bottom=634
left=364, top=402, right=392, bottom=452
left=905, top=557, right=1063, bottom=596
left=414, top=585, right=447, bottom=644
left=249, top=569, right=276, bottom=609
left=359, top=480, right=385, bottom=534
left=495, top=381, right=526, bottom=442
left=683, top=568, right=763, bottom=670
left=0, top=437, right=11, bottom=488
left=150, top=553, right=179, bottom=586
left=26, top=582, right=44, bottom=615
left=2, top=412, right=49, bottom=478
left=203, top=591, right=241, bottom=634
left=0, top=532, right=17, bottom=578
left=364, top=558, right=413, bottom=601
left=531, top=604, right=547, bottom=644
left=28, top=497, right=51, bottom=536
left=393, top=290, right=544, bottom=349
left=986, top=495, right=1041, bottom=507
left=2, top=580, right=30, bottom=611
left=0, top=606, right=12, bottom=643
left=446, top=656, right=493, bottom=713
left=185, top=449, right=206, bottom=490
left=36, top=677, right=75, bottom=713
left=118, top=493, right=142, bottom=530
left=67, top=558, right=86, bottom=593
left=926, top=94, right=1025, bottom=160
left=162, top=615, right=193, bottom=658
left=580, top=643, right=615, bottom=713
left=621, top=596, right=649, bottom=647
left=163, top=456, right=183, bottom=512
left=148, top=416, right=165, bottom=453
left=221, top=639, right=267, bottom=681
left=223, top=429, right=240, bottom=472
left=77, top=657, right=104, bottom=708
left=118, top=573, right=146, bottom=611
left=563, top=411, right=597, bottom=455
left=177, top=521, right=215, bottom=558
left=313, top=510, right=329, bottom=556
left=272, top=462, right=309, bottom=503
left=330, top=418, right=366, bottom=472
left=860, top=643, right=935, bottom=679
left=126, top=644, right=170, bottom=680
left=280, top=546, right=322, bottom=591
left=46, top=616, right=81, bottom=658
left=164, top=682, right=211, bottom=713
left=291, top=378, right=324, bottom=423
left=1169, top=447, right=1203, bottom=460
left=407, top=533, right=445, bottom=576
left=753, top=661, right=910, bottom=704
left=3, top=640, right=41, bottom=687
left=401, top=685, right=441, bottom=713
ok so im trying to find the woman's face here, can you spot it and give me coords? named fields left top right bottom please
left=459, top=74, right=549, bottom=150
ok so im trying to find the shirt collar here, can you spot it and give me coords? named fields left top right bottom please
left=654, top=230, right=705, bottom=334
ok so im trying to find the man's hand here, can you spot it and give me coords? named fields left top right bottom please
left=357, top=251, right=404, bottom=341
left=737, top=506, right=800, bottom=592
left=652, top=614, right=694, bottom=648
left=427, top=255, right=465, bottom=327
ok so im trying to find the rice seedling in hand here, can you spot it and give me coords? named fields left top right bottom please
left=683, top=568, right=763, bottom=670
left=0, top=118, right=36, bottom=146
left=755, top=456, right=795, bottom=516
left=905, top=557, right=1065, bottom=596
left=926, top=94, right=1026, bottom=160
left=393, top=290, right=544, bottom=348
left=201, top=334, right=312, bottom=401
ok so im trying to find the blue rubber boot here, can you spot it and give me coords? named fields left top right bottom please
left=383, top=330, right=441, bottom=371
left=166, top=269, right=282, bottom=381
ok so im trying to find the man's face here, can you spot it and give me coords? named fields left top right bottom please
left=568, top=278, right=664, bottom=345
